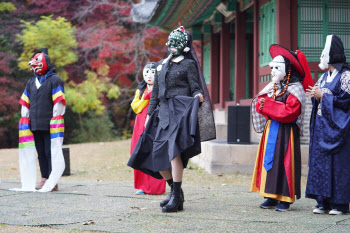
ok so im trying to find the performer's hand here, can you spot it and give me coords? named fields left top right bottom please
left=306, top=85, right=315, bottom=96
left=306, top=86, right=323, bottom=99
left=144, top=114, right=150, bottom=128
left=195, top=93, right=204, bottom=102
left=259, top=98, right=265, bottom=108
left=313, top=87, right=324, bottom=99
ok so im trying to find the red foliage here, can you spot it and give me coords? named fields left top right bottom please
left=0, top=77, right=21, bottom=120
left=75, top=1, right=168, bottom=88
left=0, top=0, right=172, bottom=147
left=118, top=74, right=132, bottom=86
left=0, top=53, right=15, bottom=74
left=0, top=52, right=21, bottom=120
left=27, top=0, right=80, bottom=19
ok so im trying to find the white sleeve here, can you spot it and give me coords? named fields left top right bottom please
left=53, top=102, right=66, bottom=117
left=21, top=106, right=30, bottom=118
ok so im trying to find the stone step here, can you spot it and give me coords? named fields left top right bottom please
left=191, top=139, right=309, bottom=175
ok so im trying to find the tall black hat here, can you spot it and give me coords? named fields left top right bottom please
left=327, top=35, right=350, bottom=72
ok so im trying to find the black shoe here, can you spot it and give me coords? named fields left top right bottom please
left=160, top=186, right=184, bottom=207
left=275, top=201, right=291, bottom=211
left=160, top=184, right=173, bottom=207
left=162, top=182, right=184, bottom=213
left=260, top=198, right=278, bottom=209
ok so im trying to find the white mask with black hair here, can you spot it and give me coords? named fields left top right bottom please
left=319, top=35, right=332, bottom=70
left=269, top=55, right=286, bottom=84
left=143, top=67, right=155, bottom=85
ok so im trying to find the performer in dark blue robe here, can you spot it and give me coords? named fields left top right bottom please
left=306, top=34, right=350, bottom=215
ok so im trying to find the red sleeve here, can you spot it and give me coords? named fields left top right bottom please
left=256, top=95, right=269, bottom=120
left=260, top=94, right=301, bottom=123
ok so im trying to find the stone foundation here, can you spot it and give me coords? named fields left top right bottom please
left=191, top=140, right=309, bottom=175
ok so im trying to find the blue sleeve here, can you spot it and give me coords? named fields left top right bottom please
left=319, top=72, right=350, bottom=153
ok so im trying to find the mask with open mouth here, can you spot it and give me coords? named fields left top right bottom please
left=166, top=26, right=188, bottom=56
left=28, top=52, right=48, bottom=75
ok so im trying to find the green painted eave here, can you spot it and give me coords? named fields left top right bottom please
left=146, top=0, right=223, bottom=32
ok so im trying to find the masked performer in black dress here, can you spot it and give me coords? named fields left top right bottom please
left=128, top=24, right=216, bottom=213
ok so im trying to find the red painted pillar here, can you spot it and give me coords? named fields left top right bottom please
left=219, top=21, right=231, bottom=108
left=253, top=0, right=259, bottom=96
left=291, top=0, right=299, bottom=51
left=276, top=0, right=291, bottom=48
left=210, top=30, right=220, bottom=104
left=234, top=7, right=246, bottom=103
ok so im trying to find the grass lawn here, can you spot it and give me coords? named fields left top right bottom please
left=0, top=139, right=307, bottom=186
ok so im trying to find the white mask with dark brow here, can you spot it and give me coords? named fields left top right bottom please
left=269, top=55, right=286, bottom=84
left=143, top=68, right=155, bottom=85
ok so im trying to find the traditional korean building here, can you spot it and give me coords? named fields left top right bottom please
left=131, top=0, right=350, bottom=173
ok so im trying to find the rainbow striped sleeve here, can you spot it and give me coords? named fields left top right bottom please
left=52, top=86, right=66, bottom=106
left=18, top=117, right=35, bottom=149
left=19, top=89, right=30, bottom=109
left=50, top=116, right=64, bottom=139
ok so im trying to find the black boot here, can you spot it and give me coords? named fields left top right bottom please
left=162, top=182, right=184, bottom=213
left=160, top=180, right=173, bottom=207
left=160, top=179, right=185, bottom=207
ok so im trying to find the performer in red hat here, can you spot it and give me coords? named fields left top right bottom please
left=250, top=44, right=311, bottom=211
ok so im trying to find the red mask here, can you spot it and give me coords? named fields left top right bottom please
left=29, top=53, right=48, bottom=75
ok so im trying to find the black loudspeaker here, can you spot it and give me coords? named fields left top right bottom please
left=227, top=105, right=250, bottom=144
left=62, top=147, right=71, bottom=176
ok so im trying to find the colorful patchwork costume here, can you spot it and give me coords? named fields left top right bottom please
left=12, top=50, right=66, bottom=192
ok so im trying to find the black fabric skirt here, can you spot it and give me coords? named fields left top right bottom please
left=128, top=96, right=201, bottom=179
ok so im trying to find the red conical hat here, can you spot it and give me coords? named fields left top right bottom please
left=270, top=44, right=305, bottom=77
left=296, top=50, right=314, bottom=91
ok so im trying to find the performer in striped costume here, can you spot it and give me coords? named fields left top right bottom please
left=12, top=49, right=66, bottom=192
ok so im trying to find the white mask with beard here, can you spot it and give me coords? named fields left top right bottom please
left=319, top=35, right=332, bottom=70
left=269, top=55, right=286, bottom=84
left=143, top=67, right=155, bottom=85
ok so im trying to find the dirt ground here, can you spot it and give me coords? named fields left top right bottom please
left=0, top=139, right=308, bottom=232
left=0, top=139, right=308, bottom=187
left=0, top=225, right=100, bottom=233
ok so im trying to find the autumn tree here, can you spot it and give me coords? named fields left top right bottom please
left=16, top=15, right=121, bottom=136
left=16, top=15, right=121, bottom=113
left=0, top=2, right=16, bottom=12
left=17, top=15, right=78, bottom=81
left=73, top=0, right=168, bottom=132
left=0, top=1, right=37, bottom=148
left=0, top=0, right=169, bottom=147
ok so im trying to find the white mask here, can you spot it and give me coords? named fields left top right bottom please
left=269, top=55, right=286, bottom=83
left=143, top=67, right=155, bottom=85
left=319, top=35, right=332, bottom=70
